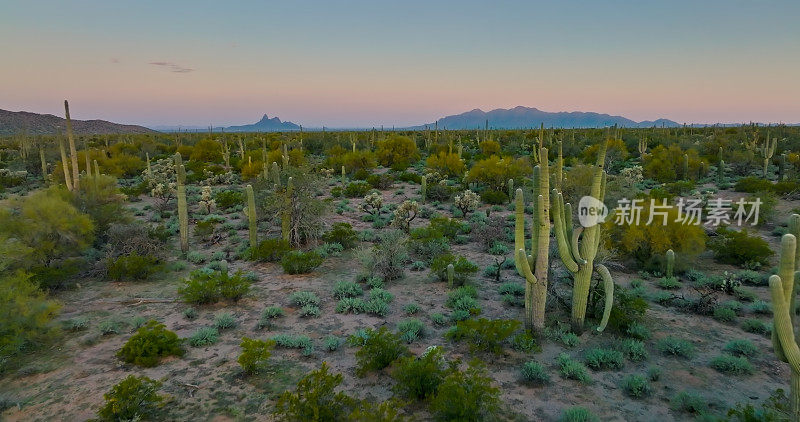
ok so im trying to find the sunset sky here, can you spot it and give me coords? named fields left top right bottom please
left=1, top=0, right=798, bottom=128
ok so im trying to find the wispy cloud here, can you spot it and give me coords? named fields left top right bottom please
left=149, top=61, right=194, bottom=73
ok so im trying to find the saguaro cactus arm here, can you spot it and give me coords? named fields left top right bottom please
left=595, top=264, right=614, bottom=333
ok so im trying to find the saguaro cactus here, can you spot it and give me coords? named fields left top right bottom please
left=761, top=132, right=777, bottom=178
left=39, top=146, right=48, bottom=183
left=780, top=153, right=787, bottom=181
left=638, top=137, right=647, bottom=156
left=281, top=177, right=293, bottom=242
left=58, top=133, right=73, bottom=191
left=552, top=139, right=614, bottom=333
left=514, top=145, right=550, bottom=333
left=682, top=154, right=689, bottom=180
left=769, top=221, right=800, bottom=420
left=175, top=153, right=189, bottom=253
left=507, top=178, right=514, bottom=204
left=245, top=184, right=258, bottom=250
left=64, top=100, right=80, bottom=190
left=447, top=263, right=455, bottom=288
left=420, top=176, right=427, bottom=203
left=666, top=249, right=675, bottom=279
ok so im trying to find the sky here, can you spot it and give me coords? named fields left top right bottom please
left=1, top=0, right=799, bottom=128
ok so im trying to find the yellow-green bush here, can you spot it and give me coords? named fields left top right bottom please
left=465, top=155, right=530, bottom=190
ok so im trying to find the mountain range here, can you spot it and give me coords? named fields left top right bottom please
left=409, top=106, right=679, bottom=130
left=0, top=108, right=156, bottom=135
left=223, top=114, right=301, bottom=132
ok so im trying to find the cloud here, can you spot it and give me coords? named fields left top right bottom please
left=148, top=61, right=194, bottom=73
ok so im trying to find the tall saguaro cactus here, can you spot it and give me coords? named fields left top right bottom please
left=245, top=184, right=258, bottom=250
left=64, top=100, right=80, bottom=190
left=58, top=133, right=73, bottom=191
left=514, top=145, right=550, bottom=333
left=175, top=153, right=189, bottom=253
left=769, top=219, right=800, bottom=420
left=665, top=249, right=675, bottom=279
left=420, top=176, right=427, bottom=203
left=638, top=137, right=647, bottom=156
left=281, top=177, right=293, bottom=242
left=552, top=139, right=614, bottom=333
left=717, top=147, right=725, bottom=187
left=761, top=132, right=777, bottom=178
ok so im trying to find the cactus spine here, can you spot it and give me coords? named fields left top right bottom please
left=420, top=176, right=427, bottom=203
left=761, top=132, right=777, bottom=178
left=552, top=139, right=614, bottom=333
left=175, top=153, right=188, bottom=253
left=514, top=140, right=550, bottom=333
left=666, top=249, right=675, bottom=279
left=245, top=184, right=258, bottom=250
left=769, top=218, right=800, bottom=420
left=64, top=100, right=80, bottom=190
left=447, top=263, right=455, bottom=288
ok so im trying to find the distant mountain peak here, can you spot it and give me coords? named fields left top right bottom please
left=225, top=113, right=300, bottom=132
left=0, top=108, right=156, bottom=135
left=417, top=106, right=678, bottom=129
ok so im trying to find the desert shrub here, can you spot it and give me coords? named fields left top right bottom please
left=274, top=362, right=359, bottom=421
left=671, top=391, right=709, bottom=415
left=621, top=339, right=649, bottom=362
left=657, top=336, right=695, bottom=358
left=213, top=312, right=237, bottom=330
left=314, top=242, right=343, bottom=258
left=188, top=327, right=219, bottom=347
left=355, top=327, right=409, bottom=376
left=558, top=407, right=599, bottom=422
left=446, top=318, right=520, bottom=354
left=465, top=155, right=531, bottom=191
left=657, top=277, right=682, bottom=290
left=250, top=238, right=293, bottom=262
left=429, top=360, right=501, bottom=422
left=430, top=254, right=479, bottom=285
left=709, top=227, right=773, bottom=267
left=376, top=135, right=419, bottom=170
left=335, top=297, right=367, bottom=314
left=621, top=374, right=652, bottom=398
left=430, top=216, right=469, bottom=240
left=403, top=303, right=421, bottom=315
left=0, top=271, right=60, bottom=369
left=736, top=270, right=767, bottom=286
left=345, top=181, right=372, bottom=198
left=333, top=281, right=363, bottom=299
left=106, top=253, right=161, bottom=281
left=498, top=282, right=525, bottom=297
left=511, top=332, right=540, bottom=353
left=446, top=286, right=480, bottom=312
left=95, top=375, right=163, bottom=421
left=643, top=144, right=702, bottom=182
left=281, top=250, right=324, bottom=274
left=710, top=354, right=753, bottom=375
left=358, top=229, right=409, bottom=281
left=520, top=361, right=550, bottom=386
left=426, top=182, right=455, bottom=201
left=713, top=306, right=738, bottom=323
left=392, top=346, right=450, bottom=400
left=214, top=189, right=244, bottom=209
left=178, top=269, right=251, bottom=304
left=272, top=334, right=314, bottom=355
left=741, top=318, right=770, bottom=335
left=238, top=336, right=275, bottom=374
left=366, top=173, right=394, bottom=189
left=396, top=318, right=425, bottom=343
left=557, top=353, right=591, bottom=383
left=724, top=339, right=758, bottom=357
left=258, top=306, right=285, bottom=329
left=588, top=284, right=648, bottom=333
left=561, top=332, right=580, bottom=348
left=257, top=167, right=327, bottom=247
left=298, top=304, right=321, bottom=318
left=322, top=223, right=359, bottom=249
left=750, top=300, right=772, bottom=314
left=408, top=226, right=450, bottom=263
left=583, top=348, right=624, bottom=371
left=117, top=320, right=183, bottom=367
left=426, top=151, right=466, bottom=177
left=734, top=176, right=774, bottom=193
left=104, top=223, right=165, bottom=259
left=289, top=291, right=320, bottom=308
left=480, top=189, right=508, bottom=205
left=323, top=336, right=342, bottom=352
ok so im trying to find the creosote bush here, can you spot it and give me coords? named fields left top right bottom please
left=445, top=318, right=520, bottom=354
left=355, top=327, right=409, bottom=376
left=178, top=269, right=251, bottom=304
left=95, top=375, right=163, bottom=421
left=429, top=359, right=501, bottom=422
left=392, top=346, right=450, bottom=400
left=249, top=237, right=292, bottom=262
left=281, top=250, right=324, bottom=274
left=117, top=320, right=183, bottom=367
left=238, top=336, right=276, bottom=374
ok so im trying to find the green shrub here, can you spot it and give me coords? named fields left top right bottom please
left=734, top=176, right=774, bottom=193
left=188, top=327, right=219, bottom=347
left=403, top=303, right=421, bottom=315
left=621, top=339, right=649, bottom=362
left=392, top=346, right=449, bottom=400
left=249, top=238, right=292, bottom=262
left=480, top=189, right=508, bottom=205
left=621, top=374, right=652, bottom=399
left=213, top=312, right=237, bottom=330
left=272, top=334, right=314, bottom=356
left=258, top=306, right=285, bottom=329
left=106, top=253, right=161, bottom=281
left=520, top=361, right=550, bottom=386
left=323, top=336, right=342, bottom=352
left=430, top=254, right=479, bottom=285
left=710, top=354, right=753, bottom=375
left=498, top=282, right=525, bottom=297
left=511, top=332, right=541, bottom=353
left=713, top=306, right=738, bottom=323
left=709, top=227, right=774, bottom=267
left=355, top=327, right=409, bottom=376
left=96, top=375, right=163, bottom=421
left=429, top=360, right=501, bottom=422
left=336, top=297, right=367, bottom=314
left=557, top=353, right=591, bottom=383
left=724, top=339, right=758, bottom=357
left=117, top=320, right=183, bottom=367
left=647, top=366, right=662, bottom=381
left=408, top=226, right=450, bottom=263
left=281, top=250, right=324, bottom=274
left=274, top=362, right=358, bottom=421
left=558, top=406, right=599, bottom=422
left=289, top=291, right=320, bottom=307
left=214, top=189, right=244, bottom=209
left=298, top=304, right=321, bottom=318
left=0, top=271, right=60, bottom=369
left=396, top=318, right=425, bottom=343
left=583, top=348, right=624, bottom=370
left=344, top=181, right=372, bottom=197
left=182, top=307, right=198, bottom=320
left=333, top=281, right=363, bottom=299
left=238, top=336, right=275, bottom=374
left=178, top=269, right=251, bottom=304
left=750, top=300, right=772, bottom=314
left=671, top=391, right=709, bottom=414
left=322, top=223, right=359, bottom=249
left=657, top=336, right=695, bottom=358
left=742, top=318, right=770, bottom=335
left=446, top=318, right=520, bottom=354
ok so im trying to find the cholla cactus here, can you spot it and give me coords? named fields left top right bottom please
left=620, top=165, right=643, bottom=183
left=143, top=158, right=177, bottom=209
left=454, top=189, right=480, bottom=217
left=392, top=200, right=419, bottom=232
left=360, top=192, right=383, bottom=217
left=198, top=186, right=216, bottom=214
left=718, top=271, right=741, bottom=294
